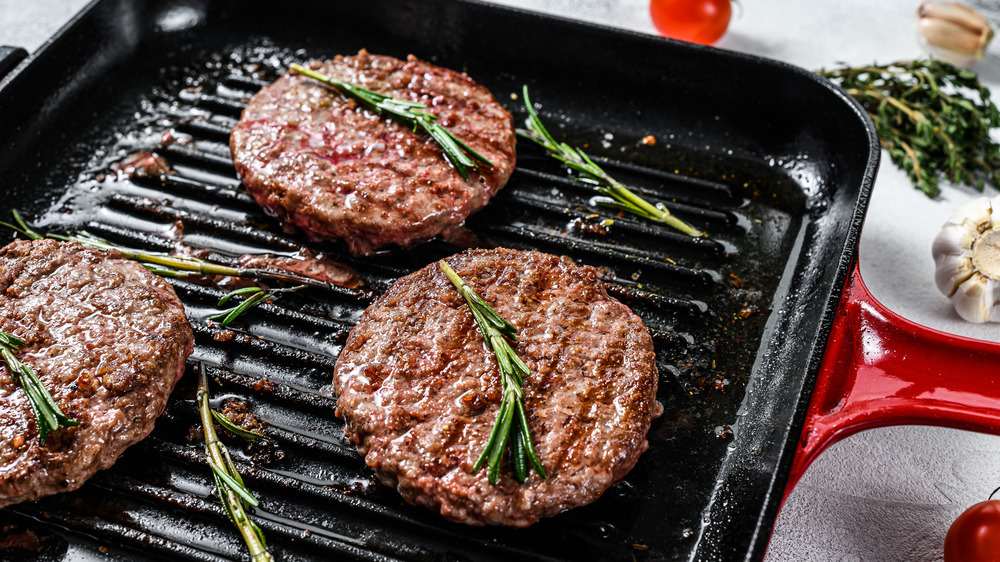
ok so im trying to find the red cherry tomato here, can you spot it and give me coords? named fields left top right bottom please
left=945, top=500, right=1000, bottom=561
left=649, top=0, right=732, bottom=45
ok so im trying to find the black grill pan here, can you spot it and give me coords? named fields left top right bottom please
left=0, top=0, right=878, bottom=560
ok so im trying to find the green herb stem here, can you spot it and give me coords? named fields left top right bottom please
left=210, top=287, right=268, bottom=326
left=438, top=260, right=546, bottom=484
left=198, top=364, right=273, bottom=562
left=210, top=409, right=266, bottom=443
left=0, top=211, right=338, bottom=292
left=0, top=331, right=78, bottom=445
left=208, top=285, right=308, bottom=327
left=818, top=59, right=1000, bottom=197
left=517, top=86, right=703, bottom=237
left=289, top=63, right=493, bottom=180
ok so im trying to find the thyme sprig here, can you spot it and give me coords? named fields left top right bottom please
left=197, top=363, right=273, bottom=562
left=0, top=332, right=78, bottom=445
left=0, top=210, right=334, bottom=291
left=438, top=260, right=546, bottom=484
left=517, top=86, right=703, bottom=237
left=289, top=63, right=494, bottom=180
left=818, top=59, right=1000, bottom=197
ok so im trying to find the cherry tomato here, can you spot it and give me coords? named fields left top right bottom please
left=945, top=500, right=1000, bottom=561
left=649, top=0, right=732, bottom=45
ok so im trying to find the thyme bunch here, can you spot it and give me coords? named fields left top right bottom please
left=818, top=59, right=1000, bottom=197
left=438, top=260, right=546, bottom=484
left=289, top=63, right=493, bottom=179
left=517, top=86, right=703, bottom=236
left=0, top=332, right=78, bottom=445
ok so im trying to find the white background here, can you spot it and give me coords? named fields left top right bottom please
left=2, top=0, right=1000, bottom=560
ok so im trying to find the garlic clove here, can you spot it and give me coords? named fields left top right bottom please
left=916, top=2, right=994, bottom=68
left=935, top=253, right=976, bottom=296
left=990, top=280, right=1000, bottom=323
left=951, top=273, right=997, bottom=323
left=931, top=223, right=977, bottom=257
left=945, top=194, right=994, bottom=226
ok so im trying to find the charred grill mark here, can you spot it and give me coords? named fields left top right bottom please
left=509, top=166, right=737, bottom=230
left=479, top=223, right=717, bottom=290
left=490, top=188, right=728, bottom=259
left=174, top=118, right=236, bottom=142
left=221, top=75, right=271, bottom=93
left=177, top=91, right=247, bottom=118
left=587, top=154, right=741, bottom=206
left=162, top=145, right=239, bottom=174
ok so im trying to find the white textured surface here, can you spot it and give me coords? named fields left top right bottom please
left=0, top=0, right=88, bottom=53
left=2, top=1, right=1000, bottom=560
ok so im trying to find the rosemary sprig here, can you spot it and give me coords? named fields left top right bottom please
left=208, top=286, right=305, bottom=327
left=818, top=59, right=1000, bottom=197
left=438, top=260, right=546, bottom=484
left=0, top=332, right=79, bottom=445
left=0, top=210, right=335, bottom=291
left=517, top=86, right=703, bottom=237
left=197, top=363, right=273, bottom=562
left=289, top=63, right=494, bottom=180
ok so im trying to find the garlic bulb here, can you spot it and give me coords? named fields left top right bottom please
left=917, top=2, right=994, bottom=68
left=932, top=195, right=1000, bottom=322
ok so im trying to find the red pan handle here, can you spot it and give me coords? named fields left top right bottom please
left=785, top=260, right=1000, bottom=498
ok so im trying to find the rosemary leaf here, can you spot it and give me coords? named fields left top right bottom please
left=818, top=59, right=1000, bottom=197
left=208, top=285, right=306, bottom=327
left=209, top=460, right=260, bottom=507
left=0, top=210, right=43, bottom=241
left=209, top=288, right=270, bottom=327
left=438, top=260, right=546, bottom=484
left=211, top=409, right=266, bottom=443
left=2, top=212, right=314, bottom=329
left=517, top=86, right=703, bottom=237
left=289, top=63, right=493, bottom=179
left=1, top=212, right=338, bottom=291
left=198, top=363, right=273, bottom=562
left=217, top=286, right=267, bottom=306
left=0, top=331, right=78, bottom=445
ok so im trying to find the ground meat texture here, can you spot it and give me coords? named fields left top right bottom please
left=333, top=248, right=661, bottom=526
left=0, top=239, right=194, bottom=507
left=230, top=51, right=516, bottom=256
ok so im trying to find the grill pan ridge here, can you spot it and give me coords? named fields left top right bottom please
left=0, top=1, right=878, bottom=560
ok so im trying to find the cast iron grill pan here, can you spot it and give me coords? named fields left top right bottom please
left=0, top=1, right=877, bottom=560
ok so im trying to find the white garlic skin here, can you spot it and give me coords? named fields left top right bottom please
left=917, top=1, right=994, bottom=68
left=932, top=195, right=1000, bottom=323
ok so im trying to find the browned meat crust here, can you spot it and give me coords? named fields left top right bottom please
left=230, top=51, right=516, bottom=256
left=333, top=248, right=660, bottom=526
left=0, top=239, right=194, bottom=507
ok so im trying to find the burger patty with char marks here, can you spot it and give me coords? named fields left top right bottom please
left=333, top=248, right=661, bottom=526
left=0, top=239, right=194, bottom=508
left=230, top=50, right=516, bottom=256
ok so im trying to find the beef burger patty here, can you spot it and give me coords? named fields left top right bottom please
left=0, top=239, right=194, bottom=507
left=230, top=50, right=516, bottom=256
left=333, top=248, right=660, bottom=526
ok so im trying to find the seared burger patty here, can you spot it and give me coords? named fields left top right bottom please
left=0, top=239, right=194, bottom=507
left=230, top=50, right=516, bottom=256
left=333, top=248, right=660, bottom=526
